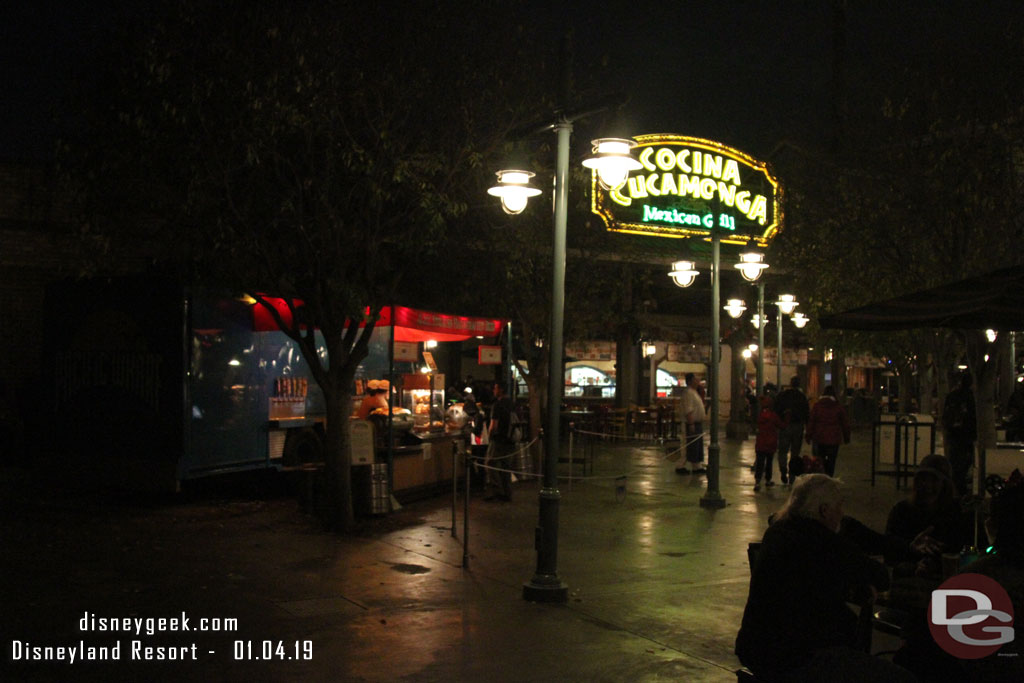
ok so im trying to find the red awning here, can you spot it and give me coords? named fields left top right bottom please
left=251, top=298, right=503, bottom=341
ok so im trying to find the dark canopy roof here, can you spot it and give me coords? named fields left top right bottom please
left=819, top=265, right=1024, bottom=332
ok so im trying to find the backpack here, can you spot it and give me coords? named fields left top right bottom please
left=507, top=407, right=524, bottom=443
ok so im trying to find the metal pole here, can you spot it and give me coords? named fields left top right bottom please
left=776, top=304, right=784, bottom=390
left=757, top=282, right=765, bottom=397
left=462, top=452, right=470, bottom=569
left=701, top=231, right=726, bottom=509
left=451, top=441, right=457, bottom=537
left=523, top=120, right=570, bottom=602
left=506, top=321, right=515, bottom=396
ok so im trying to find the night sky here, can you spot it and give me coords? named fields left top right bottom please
left=1, top=1, right=1021, bottom=162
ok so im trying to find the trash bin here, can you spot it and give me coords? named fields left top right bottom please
left=354, top=463, right=391, bottom=515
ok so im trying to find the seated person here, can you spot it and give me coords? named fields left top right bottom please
left=893, top=472, right=1024, bottom=682
left=959, top=473, right=1024, bottom=680
left=735, top=474, right=915, bottom=682
left=885, top=454, right=970, bottom=576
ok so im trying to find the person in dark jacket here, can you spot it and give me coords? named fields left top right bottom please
left=485, top=383, right=515, bottom=502
left=773, top=375, right=810, bottom=484
left=736, top=474, right=914, bottom=682
left=942, top=371, right=977, bottom=495
left=806, top=385, right=851, bottom=477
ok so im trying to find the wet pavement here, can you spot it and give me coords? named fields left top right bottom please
left=3, top=427, right=910, bottom=682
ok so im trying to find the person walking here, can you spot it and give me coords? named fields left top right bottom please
left=753, top=394, right=784, bottom=491
left=485, top=383, right=515, bottom=501
left=676, top=372, right=707, bottom=475
left=773, top=375, right=810, bottom=484
left=942, top=370, right=977, bottom=496
left=806, top=385, right=851, bottom=477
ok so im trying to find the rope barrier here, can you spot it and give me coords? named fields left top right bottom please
left=465, top=425, right=710, bottom=506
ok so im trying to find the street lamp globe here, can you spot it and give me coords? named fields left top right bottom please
left=776, top=294, right=799, bottom=315
left=791, top=312, right=810, bottom=328
left=724, top=298, right=747, bottom=318
left=668, top=260, right=700, bottom=288
left=581, top=138, right=643, bottom=191
left=735, top=251, right=768, bottom=282
left=750, top=314, right=767, bottom=328
left=487, top=169, right=542, bottom=214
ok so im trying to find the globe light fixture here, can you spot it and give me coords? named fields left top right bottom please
left=791, top=312, right=809, bottom=328
left=750, top=314, right=767, bottom=328
left=742, top=348, right=753, bottom=360
left=735, top=251, right=768, bottom=282
left=487, top=169, right=542, bottom=214
left=776, top=294, right=798, bottom=315
left=748, top=343, right=759, bottom=353
left=724, top=298, right=747, bottom=318
left=668, top=260, right=700, bottom=288
left=581, top=138, right=643, bottom=191
left=643, top=342, right=657, bottom=357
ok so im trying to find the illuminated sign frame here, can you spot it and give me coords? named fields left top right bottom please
left=590, top=134, right=782, bottom=246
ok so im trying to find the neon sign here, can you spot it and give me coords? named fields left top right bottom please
left=590, top=134, right=782, bottom=246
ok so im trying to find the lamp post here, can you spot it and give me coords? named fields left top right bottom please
left=490, top=121, right=639, bottom=603
left=774, top=294, right=800, bottom=388
left=669, top=245, right=766, bottom=508
left=756, top=283, right=765, bottom=396
left=737, top=245, right=768, bottom=398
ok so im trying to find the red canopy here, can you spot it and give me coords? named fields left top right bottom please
left=251, top=299, right=503, bottom=342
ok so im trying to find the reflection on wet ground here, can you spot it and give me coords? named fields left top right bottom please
left=4, top=426, right=911, bottom=682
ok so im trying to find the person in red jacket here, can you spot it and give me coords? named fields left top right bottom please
left=754, top=395, right=785, bottom=491
left=806, top=385, right=851, bottom=477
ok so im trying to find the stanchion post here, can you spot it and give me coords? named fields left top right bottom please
left=568, top=425, right=574, bottom=491
left=463, top=451, right=470, bottom=569
left=451, top=440, right=458, bottom=538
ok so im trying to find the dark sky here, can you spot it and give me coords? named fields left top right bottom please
left=1, top=1, right=1021, bottom=163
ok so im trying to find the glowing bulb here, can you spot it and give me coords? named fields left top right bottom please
left=724, top=298, right=747, bottom=318
left=487, top=169, right=541, bottom=214
left=668, top=260, right=699, bottom=288
left=791, top=312, right=809, bottom=328
left=582, top=138, right=643, bottom=191
left=776, top=294, right=798, bottom=315
left=986, top=329, right=997, bottom=343
left=735, top=252, right=768, bottom=282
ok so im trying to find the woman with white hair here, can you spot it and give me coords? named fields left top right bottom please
left=736, top=474, right=914, bottom=682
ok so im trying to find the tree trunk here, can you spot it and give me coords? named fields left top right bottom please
left=831, top=351, right=847, bottom=403
left=322, top=384, right=355, bottom=531
left=919, top=352, right=936, bottom=416
left=726, top=342, right=748, bottom=439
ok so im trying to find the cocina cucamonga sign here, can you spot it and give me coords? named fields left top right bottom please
left=590, top=134, right=782, bottom=246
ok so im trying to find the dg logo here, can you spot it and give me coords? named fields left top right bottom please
left=929, top=573, right=1016, bottom=659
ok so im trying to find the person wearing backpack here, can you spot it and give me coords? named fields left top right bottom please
left=485, top=383, right=516, bottom=502
left=942, top=371, right=977, bottom=496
